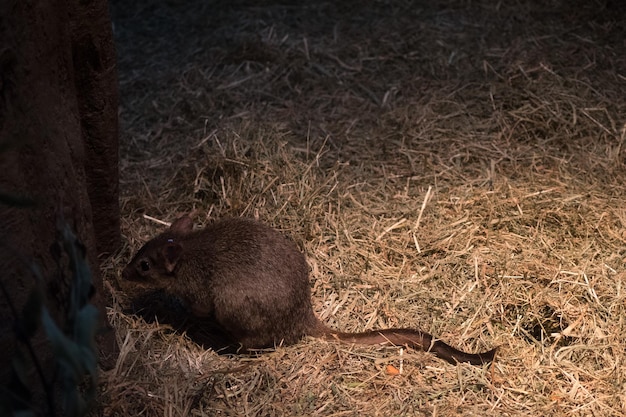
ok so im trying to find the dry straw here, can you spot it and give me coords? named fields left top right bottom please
left=103, top=0, right=626, bottom=415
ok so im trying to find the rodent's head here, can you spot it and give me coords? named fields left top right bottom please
left=122, top=236, right=184, bottom=287
left=122, top=215, right=194, bottom=288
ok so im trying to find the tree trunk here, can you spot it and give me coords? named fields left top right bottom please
left=0, top=0, right=119, bottom=413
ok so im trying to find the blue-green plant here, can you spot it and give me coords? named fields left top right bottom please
left=0, top=220, right=99, bottom=417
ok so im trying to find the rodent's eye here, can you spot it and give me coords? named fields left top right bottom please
left=139, top=260, right=151, bottom=272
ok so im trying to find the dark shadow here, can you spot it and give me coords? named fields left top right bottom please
left=126, top=289, right=242, bottom=354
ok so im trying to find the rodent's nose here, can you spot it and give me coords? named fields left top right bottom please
left=121, top=267, right=130, bottom=280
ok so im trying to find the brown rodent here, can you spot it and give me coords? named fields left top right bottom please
left=122, top=215, right=496, bottom=365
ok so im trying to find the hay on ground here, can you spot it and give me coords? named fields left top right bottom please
left=102, top=0, right=626, bottom=415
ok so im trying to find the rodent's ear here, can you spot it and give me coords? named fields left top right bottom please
left=162, top=241, right=183, bottom=273
left=169, top=215, right=194, bottom=234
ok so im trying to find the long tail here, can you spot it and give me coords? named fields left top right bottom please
left=321, top=327, right=496, bottom=366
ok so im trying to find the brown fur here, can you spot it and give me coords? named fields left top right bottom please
left=123, top=215, right=496, bottom=365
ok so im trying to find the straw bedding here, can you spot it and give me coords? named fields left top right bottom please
left=101, top=0, right=626, bottom=415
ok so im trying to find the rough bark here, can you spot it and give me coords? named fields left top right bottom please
left=69, top=0, right=121, bottom=256
left=0, top=0, right=119, bottom=412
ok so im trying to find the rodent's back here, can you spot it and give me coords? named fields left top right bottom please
left=172, top=218, right=320, bottom=348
